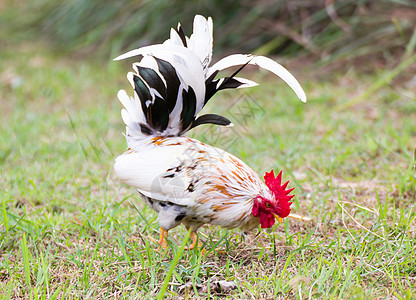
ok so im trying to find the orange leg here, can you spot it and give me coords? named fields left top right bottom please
left=186, top=231, right=200, bottom=250
left=183, top=226, right=202, bottom=251
left=158, top=227, right=168, bottom=249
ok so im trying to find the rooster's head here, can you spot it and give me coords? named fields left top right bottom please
left=252, top=170, right=294, bottom=228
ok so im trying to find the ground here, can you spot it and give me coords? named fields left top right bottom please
left=0, top=44, right=415, bottom=299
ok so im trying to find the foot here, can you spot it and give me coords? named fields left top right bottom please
left=184, top=231, right=201, bottom=250
left=184, top=231, right=206, bottom=255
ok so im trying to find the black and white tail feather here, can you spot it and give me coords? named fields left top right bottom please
left=115, top=15, right=306, bottom=147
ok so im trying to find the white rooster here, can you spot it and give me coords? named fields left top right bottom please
left=114, top=15, right=309, bottom=249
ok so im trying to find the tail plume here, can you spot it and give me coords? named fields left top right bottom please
left=114, top=15, right=306, bottom=146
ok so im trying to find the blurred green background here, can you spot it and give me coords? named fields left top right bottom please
left=2, top=0, right=416, bottom=65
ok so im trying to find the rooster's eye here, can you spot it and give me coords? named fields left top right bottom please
left=265, top=202, right=271, bottom=208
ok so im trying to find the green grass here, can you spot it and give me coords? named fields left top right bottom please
left=1, top=44, right=415, bottom=299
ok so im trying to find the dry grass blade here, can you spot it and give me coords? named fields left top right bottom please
left=288, top=213, right=312, bottom=222
left=337, top=201, right=385, bottom=241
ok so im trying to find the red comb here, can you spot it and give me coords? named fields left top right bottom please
left=264, top=170, right=294, bottom=217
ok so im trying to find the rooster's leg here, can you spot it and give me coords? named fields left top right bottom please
left=184, top=227, right=201, bottom=250
left=158, top=227, right=168, bottom=248
left=188, top=231, right=200, bottom=250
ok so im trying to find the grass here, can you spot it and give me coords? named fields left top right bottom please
left=1, top=43, right=416, bottom=299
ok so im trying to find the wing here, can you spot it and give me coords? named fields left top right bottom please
left=114, top=138, right=208, bottom=206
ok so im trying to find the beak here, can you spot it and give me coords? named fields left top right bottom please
left=272, top=213, right=283, bottom=223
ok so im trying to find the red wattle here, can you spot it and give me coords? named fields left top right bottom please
left=259, top=212, right=275, bottom=228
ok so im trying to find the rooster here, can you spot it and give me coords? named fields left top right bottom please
left=114, top=15, right=309, bottom=249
